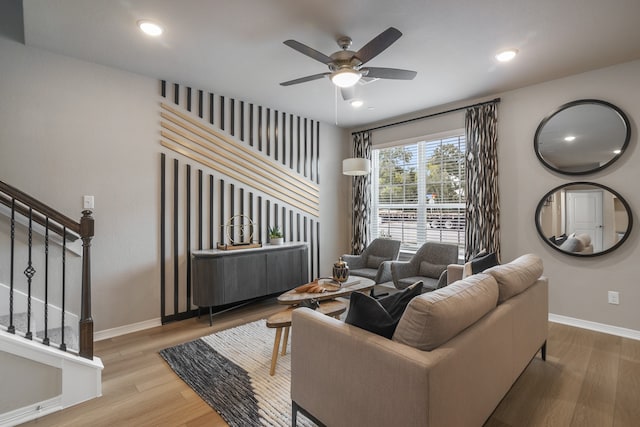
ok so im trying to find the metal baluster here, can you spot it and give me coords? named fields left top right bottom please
left=8, top=198, right=16, bottom=334
left=43, top=217, right=50, bottom=346
left=24, top=207, right=35, bottom=340
left=60, top=226, right=66, bottom=351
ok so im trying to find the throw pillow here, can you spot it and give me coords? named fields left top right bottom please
left=419, top=261, right=447, bottom=279
left=559, top=237, right=583, bottom=252
left=379, top=281, right=424, bottom=319
left=366, top=255, right=389, bottom=269
left=462, top=251, right=499, bottom=278
left=345, top=281, right=423, bottom=338
left=552, top=234, right=568, bottom=246
left=471, top=252, right=499, bottom=274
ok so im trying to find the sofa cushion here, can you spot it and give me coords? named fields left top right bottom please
left=483, top=253, right=543, bottom=303
left=419, top=261, right=447, bottom=279
left=345, top=281, right=423, bottom=338
left=392, top=274, right=499, bottom=351
left=367, top=255, right=390, bottom=269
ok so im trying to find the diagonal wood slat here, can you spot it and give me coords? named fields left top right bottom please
left=161, top=102, right=319, bottom=199
left=160, top=132, right=319, bottom=215
left=159, top=120, right=318, bottom=206
left=161, top=140, right=319, bottom=217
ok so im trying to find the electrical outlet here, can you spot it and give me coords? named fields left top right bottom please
left=608, top=291, right=619, bottom=305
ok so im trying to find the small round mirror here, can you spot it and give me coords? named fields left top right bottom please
left=534, top=100, right=630, bottom=175
left=535, top=182, right=633, bottom=257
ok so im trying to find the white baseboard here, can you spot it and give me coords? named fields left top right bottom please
left=94, top=318, right=162, bottom=342
left=0, top=395, right=62, bottom=427
left=549, top=313, right=640, bottom=341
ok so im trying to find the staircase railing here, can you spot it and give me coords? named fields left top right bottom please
left=0, top=180, right=94, bottom=359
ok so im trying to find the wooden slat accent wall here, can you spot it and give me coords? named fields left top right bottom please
left=159, top=81, right=321, bottom=324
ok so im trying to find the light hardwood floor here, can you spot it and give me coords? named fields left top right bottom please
left=22, top=298, right=640, bottom=427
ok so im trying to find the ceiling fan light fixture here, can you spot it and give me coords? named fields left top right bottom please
left=331, top=69, right=362, bottom=88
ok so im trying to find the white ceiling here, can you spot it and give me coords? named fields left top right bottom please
left=20, top=0, right=640, bottom=129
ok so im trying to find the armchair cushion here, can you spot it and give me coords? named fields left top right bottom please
left=396, top=276, right=439, bottom=291
left=419, top=261, right=447, bottom=279
left=367, top=255, right=391, bottom=269
left=349, top=268, right=379, bottom=281
left=345, top=281, right=423, bottom=338
left=391, top=242, right=459, bottom=291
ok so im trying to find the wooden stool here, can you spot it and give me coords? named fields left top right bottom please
left=265, top=299, right=347, bottom=376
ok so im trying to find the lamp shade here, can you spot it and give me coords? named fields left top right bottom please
left=342, top=157, right=371, bottom=176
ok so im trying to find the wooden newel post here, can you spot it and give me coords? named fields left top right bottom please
left=79, top=210, right=94, bottom=359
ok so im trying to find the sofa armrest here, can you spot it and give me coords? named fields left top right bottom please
left=447, top=264, right=464, bottom=285
left=390, top=261, right=418, bottom=288
left=342, top=253, right=365, bottom=269
left=291, top=308, right=438, bottom=427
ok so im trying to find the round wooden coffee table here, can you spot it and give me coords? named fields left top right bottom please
left=265, top=299, right=347, bottom=376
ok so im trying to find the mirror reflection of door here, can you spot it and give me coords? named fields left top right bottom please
left=535, top=182, right=633, bottom=256
left=566, top=189, right=603, bottom=252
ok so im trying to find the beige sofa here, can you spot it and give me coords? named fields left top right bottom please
left=291, top=254, right=548, bottom=427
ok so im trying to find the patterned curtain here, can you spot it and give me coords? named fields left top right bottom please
left=465, top=103, right=500, bottom=261
left=351, top=131, right=372, bottom=254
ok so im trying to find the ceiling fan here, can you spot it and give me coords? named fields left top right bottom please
left=280, top=27, right=417, bottom=100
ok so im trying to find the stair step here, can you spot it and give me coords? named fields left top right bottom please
left=1, top=313, right=78, bottom=351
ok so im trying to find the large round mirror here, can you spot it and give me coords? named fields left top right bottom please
left=535, top=182, right=633, bottom=257
left=534, top=99, right=630, bottom=175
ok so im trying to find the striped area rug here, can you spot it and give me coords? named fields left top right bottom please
left=160, top=320, right=314, bottom=427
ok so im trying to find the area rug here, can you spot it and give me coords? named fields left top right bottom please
left=160, top=320, right=314, bottom=427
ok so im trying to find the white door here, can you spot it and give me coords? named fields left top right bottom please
left=566, top=190, right=603, bottom=251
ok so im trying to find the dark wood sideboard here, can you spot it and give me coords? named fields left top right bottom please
left=192, top=243, right=309, bottom=324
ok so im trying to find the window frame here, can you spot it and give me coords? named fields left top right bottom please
left=370, top=129, right=466, bottom=257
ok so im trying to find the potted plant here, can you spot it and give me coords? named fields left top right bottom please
left=268, top=226, right=284, bottom=245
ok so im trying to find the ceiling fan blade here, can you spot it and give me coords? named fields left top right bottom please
left=283, top=40, right=333, bottom=65
left=355, top=27, right=402, bottom=65
left=364, top=67, right=417, bottom=80
left=280, top=73, right=330, bottom=86
left=340, top=87, right=356, bottom=101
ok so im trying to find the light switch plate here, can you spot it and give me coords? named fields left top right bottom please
left=83, top=195, right=94, bottom=210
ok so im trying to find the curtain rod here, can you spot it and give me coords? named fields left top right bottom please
left=352, top=97, right=501, bottom=135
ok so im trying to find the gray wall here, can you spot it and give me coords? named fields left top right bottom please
left=0, top=37, right=349, bottom=333
left=499, top=60, right=639, bottom=331
left=0, top=350, right=62, bottom=412
left=355, top=59, right=640, bottom=332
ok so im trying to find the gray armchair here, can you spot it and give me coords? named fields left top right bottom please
left=342, top=238, right=401, bottom=285
left=390, top=242, right=459, bottom=292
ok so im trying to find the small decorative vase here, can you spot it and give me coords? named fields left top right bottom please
left=270, top=237, right=284, bottom=245
left=332, top=257, right=350, bottom=282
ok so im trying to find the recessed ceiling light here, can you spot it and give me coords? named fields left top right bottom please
left=350, top=100, right=364, bottom=108
left=613, top=149, right=622, bottom=154
left=495, top=49, right=518, bottom=62
left=137, top=20, right=163, bottom=36
left=564, top=135, right=576, bottom=142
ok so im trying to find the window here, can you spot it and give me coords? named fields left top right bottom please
left=371, top=133, right=466, bottom=257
